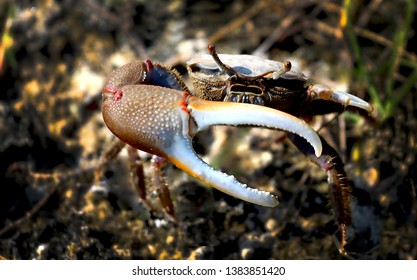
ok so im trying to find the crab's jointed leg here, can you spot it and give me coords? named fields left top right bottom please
left=150, top=155, right=175, bottom=218
left=287, top=133, right=351, bottom=254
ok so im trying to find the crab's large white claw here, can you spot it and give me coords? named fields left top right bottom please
left=162, top=95, right=324, bottom=207
left=168, top=95, right=325, bottom=207
left=309, top=84, right=373, bottom=113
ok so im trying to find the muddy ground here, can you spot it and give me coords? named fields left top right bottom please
left=0, top=0, right=416, bottom=259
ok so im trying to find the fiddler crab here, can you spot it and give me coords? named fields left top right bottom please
left=98, top=44, right=372, bottom=254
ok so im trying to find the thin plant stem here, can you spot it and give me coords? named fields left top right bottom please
left=342, top=0, right=383, bottom=116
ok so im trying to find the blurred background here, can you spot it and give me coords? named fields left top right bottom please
left=0, top=0, right=416, bottom=259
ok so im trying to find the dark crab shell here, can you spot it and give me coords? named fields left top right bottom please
left=187, top=54, right=310, bottom=112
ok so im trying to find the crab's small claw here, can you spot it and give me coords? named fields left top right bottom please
left=308, top=84, right=373, bottom=113
left=102, top=62, right=322, bottom=207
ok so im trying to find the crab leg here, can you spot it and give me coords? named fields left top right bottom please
left=287, top=132, right=351, bottom=253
